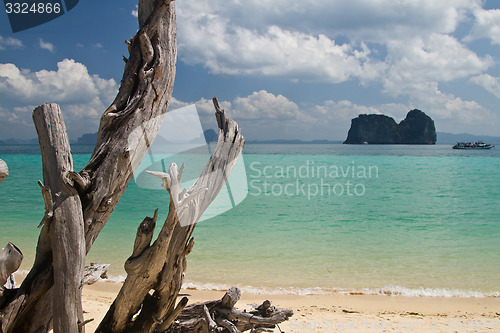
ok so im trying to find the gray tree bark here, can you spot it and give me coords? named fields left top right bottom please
left=33, top=103, right=86, bottom=333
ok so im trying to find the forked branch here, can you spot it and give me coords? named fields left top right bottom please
left=97, top=98, right=245, bottom=333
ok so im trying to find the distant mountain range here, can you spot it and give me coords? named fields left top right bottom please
left=0, top=138, right=39, bottom=145
left=435, top=132, right=500, bottom=144
left=76, top=132, right=98, bottom=145
left=1, top=132, right=499, bottom=146
left=245, top=139, right=343, bottom=144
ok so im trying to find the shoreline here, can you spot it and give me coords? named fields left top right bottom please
left=18, top=269, right=500, bottom=298
left=181, top=281, right=500, bottom=298
left=82, top=280, right=500, bottom=333
left=11, top=273, right=500, bottom=332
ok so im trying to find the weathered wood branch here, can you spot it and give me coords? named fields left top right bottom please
left=0, top=243, right=23, bottom=291
left=132, top=99, right=245, bottom=333
left=96, top=98, right=245, bottom=333
left=156, top=296, right=189, bottom=332
left=130, top=209, right=158, bottom=261
left=0, top=165, right=19, bottom=305
left=0, top=243, right=22, bottom=310
left=168, top=288, right=293, bottom=333
left=33, top=103, right=86, bottom=333
left=83, top=263, right=110, bottom=285
left=82, top=0, right=176, bottom=255
left=0, top=159, right=8, bottom=184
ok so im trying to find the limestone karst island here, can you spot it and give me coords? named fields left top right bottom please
left=344, top=109, right=436, bottom=144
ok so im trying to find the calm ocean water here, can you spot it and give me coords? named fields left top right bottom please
left=1, top=144, right=499, bottom=296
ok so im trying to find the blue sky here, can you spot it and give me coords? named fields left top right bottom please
left=1, top=0, right=500, bottom=141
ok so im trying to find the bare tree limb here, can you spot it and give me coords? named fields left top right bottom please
left=156, top=297, right=189, bottom=332
left=97, top=98, right=245, bottom=333
left=0, top=243, right=23, bottom=291
left=82, top=0, right=176, bottom=255
left=33, top=103, right=86, bottom=333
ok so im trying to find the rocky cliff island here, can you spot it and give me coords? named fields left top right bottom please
left=344, top=109, right=436, bottom=144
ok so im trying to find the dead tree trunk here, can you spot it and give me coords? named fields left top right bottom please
left=96, top=98, right=245, bottom=333
left=0, top=0, right=177, bottom=332
left=33, top=104, right=87, bottom=333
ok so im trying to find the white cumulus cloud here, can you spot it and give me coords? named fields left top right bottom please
left=176, top=0, right=489, bottom=87
left=178, top=10, right=386, bottom=84
left=466, top=8, right=500, bottom=44
left=0, top=59, right=117, bottom=139
left=131, top=5, right=138, bottom=18
left=383, top=33, right=492, bottom=96
left=177, top=88, right=500, bottom=140
left=469, top=74, right=500, bottom=98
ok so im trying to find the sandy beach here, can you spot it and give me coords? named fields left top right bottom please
left=78, top=280, right=500, bottom=333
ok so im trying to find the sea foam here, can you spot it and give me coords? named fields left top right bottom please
left=14, top=271, right=500, bottom=298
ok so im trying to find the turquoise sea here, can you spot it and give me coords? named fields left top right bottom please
left=1, top=144, right=499, bottom=297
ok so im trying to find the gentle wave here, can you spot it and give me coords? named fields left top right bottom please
left=14, top=270, right=500, bottom=298
left=181, top=283, right=500, bottom=298
left=92, top=275, right=500, bottom=298
left=182, top=282, right=330, bottom=296
left=360, top=286, right=500, bottom=298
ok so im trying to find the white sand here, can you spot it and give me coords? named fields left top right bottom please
left=81, top=281, right=500, bottom=333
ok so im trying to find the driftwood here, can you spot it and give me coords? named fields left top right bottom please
left=0, top=166, right=20, bottom=310
left=83, top=263, right=110, bottom=285
left=168, top=287, right=293, bottom=333
left=0, top=243, right=23, bottom=292
left=0, top=0, right=292, bottom=332
left=0, top=243, right=23, bottom=310
left=0, top=0, right=177, bottom=332
left=0, top=160, right=7, bottom=184
left=34, top=103, right=87, bottom=333
left=2, top=276, right=16, bottom=290
left=0, top=165, right=20, bottom=292
left=96, top=98, right=245, bottom=333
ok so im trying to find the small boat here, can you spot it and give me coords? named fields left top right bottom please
left=452, top=141, right=495, bottom=149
